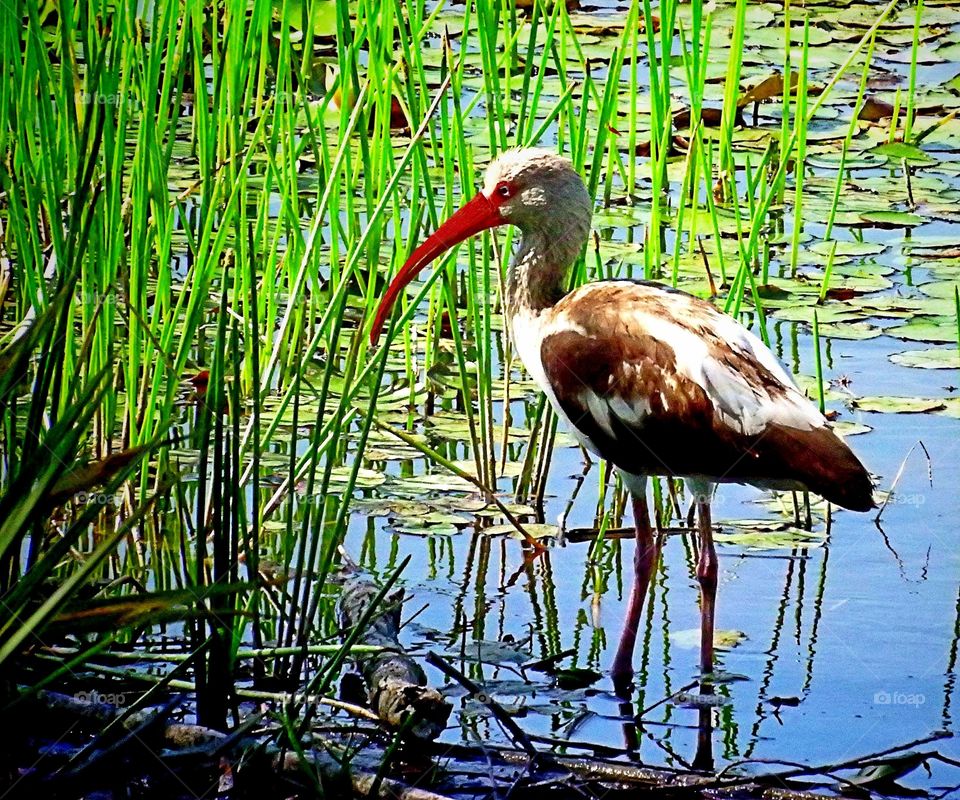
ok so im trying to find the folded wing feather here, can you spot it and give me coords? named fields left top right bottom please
left=535, top=280, right=873, bottom=510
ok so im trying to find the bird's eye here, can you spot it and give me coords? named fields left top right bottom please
left=496, top=182, right=512, bottom=198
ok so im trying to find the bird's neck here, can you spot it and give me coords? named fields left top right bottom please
left=505, top=220, right=589, bottom=321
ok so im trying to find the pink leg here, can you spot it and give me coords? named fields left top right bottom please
left=696, top=498, right=718, bottom=675
left=611, top=493, right=660, bottom=682
left=693, top=702, right=715, bottom=771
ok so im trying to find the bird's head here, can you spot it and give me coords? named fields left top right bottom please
left=369, top=148, right=591, bottom=344
left=479, top=148, right=591, bottom=230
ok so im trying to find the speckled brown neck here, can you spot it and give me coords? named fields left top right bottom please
left=505, top=216, right=590, bottom=319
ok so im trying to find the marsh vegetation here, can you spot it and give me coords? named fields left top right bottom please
left=2, top=0, right=960, bottom=795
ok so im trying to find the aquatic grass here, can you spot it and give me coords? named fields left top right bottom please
left=520, top=1, right=565, bottom=146
left=787, top=17, right=811, bottom=278
left=673, top=4, right=712, bottom=286
left=812, top=310, right=825, bottom=415
left=888, top=87, right=903, bottom=143
left=638, top=0, right=674, bottom=274
left=670, top=136, right=698, bottom=288
left=777, top=0, right=792, bottom=204
left=905, top=0, right=923, bottom=143
left=818, top=242, right=838, bottom=304
left=717, top=0, right=747, bottom=188
left=824, top=31, right=877, bottom=241
left=731, top=0, right=901, bottom=304
left=694, top=128, right=729, bottom=286
left=0, top=0, right=433, bottom=718
left=955, top=285, right=960, bottom=369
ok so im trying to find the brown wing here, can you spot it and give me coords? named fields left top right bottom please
left=539, top=282, right=874, bottom=511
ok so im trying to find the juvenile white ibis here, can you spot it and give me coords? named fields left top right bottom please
left=370, top=148, right=874, bottom=681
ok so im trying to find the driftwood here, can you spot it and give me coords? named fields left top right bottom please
left=337, top=566, right=452, bottom=741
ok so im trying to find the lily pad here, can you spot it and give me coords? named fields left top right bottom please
left=870, top=141, right=936, bottom=163
left=670, top=628, right=747, bottom=650
left=809, top=240, right=888, bottom=258
left=463, top=640, right=530, bottom=666
left=717, top=520, right=826, bottom=550
left=818, top=321, right=883, bottom=341
left=832, top=420, right=873, bottom=437
left=890, top=348, right=960, bottom=370
left=851, top=396, right=948, bottom=414
left=482, top=523, right=559, bottom=540
left=885, top=317, right=958, bottom=343
left=858, top=211, right=924, bottom=227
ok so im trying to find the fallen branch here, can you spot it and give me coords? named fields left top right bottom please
left=338, top=564, right=451, bottom=741
left=709, top=730, right=954, bottom=792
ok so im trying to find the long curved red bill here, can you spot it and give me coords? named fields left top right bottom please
left=370, top=192, right=502, bottom=345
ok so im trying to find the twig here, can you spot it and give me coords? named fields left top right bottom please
left=562, top=525, right=692, bottom=543
left=424, top=651, right=544, bottom=763
left=521, top=648, right=576, bottom=674
left=698, top=237, right=718, bottom=297
left=875, top=439, right=932, bottom=523
left=637, top=680, right=701, bottom=719
left=708, top=730, right=952, bottom=789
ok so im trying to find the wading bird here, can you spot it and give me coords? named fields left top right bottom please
left=370, top=149, right=874, bottom=681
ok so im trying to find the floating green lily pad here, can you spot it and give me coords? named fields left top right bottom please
left=858, top=211, right=924, bottom=227
left=809, top=240, right=888, bottom=258
left=483, top=523, right=559, bottom=540
left=890, top=348, right=960, bottom=370
left=832, top=421, right=873, bottom=437
left=818, top=321, right=883, bottom=340
left=670, top=628, right=747, bottom=650
left=463, top=640, right=530, bottom=666
left=852, top=396, right=948, bottom=414
left=886, top=317, right=958, bottom=343
left=870, top=141, right=936, bottom=163
left=717, top=520, right=826, bottom=550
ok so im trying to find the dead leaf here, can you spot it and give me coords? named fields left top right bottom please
left=673, top=106, right=741, bottom=129
left=739, top=71, right=823, bottom=108
left=188, top=369, right=210, bottom=395
left=634, top=134, right=689, bottom=157
left=859, top=96, right=895, bottom=121
left=47, top=446, right=150, bottom=506
left=825, top=287, right=864, bottom=301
